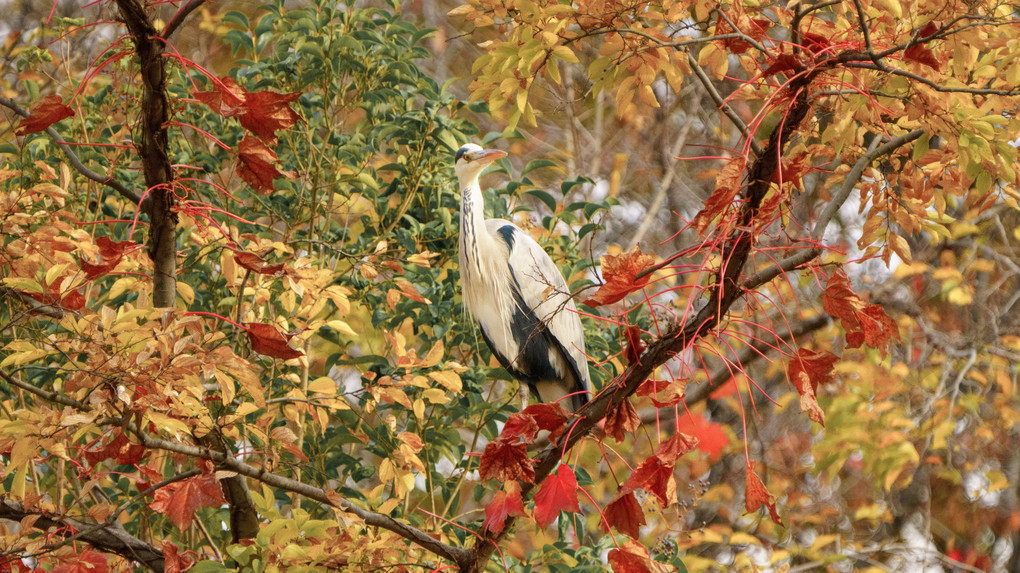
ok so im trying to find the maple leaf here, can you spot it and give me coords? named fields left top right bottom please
left=762, top=53, right=804, bottom=78
left=229, top=247, right=286, bottom=275
left=675, top=415, right=729, bottom=460
left=482, top=481, right=527, bottom=534
left=192, top=77, right=245, bottom=116
left=601, top=491, right=645, bottom=539
left=635, top=379, right=684, bottom=408
left=80, top=236, right=134, bottom=280
left=26, top=278, right=85, bottom=312
left=607, top=540, right=667, bottom=573
left=149, top=472, right=227, bottom=530
left=501, top=412, right=540, bottom=444
left=787, top=348, right=839, bottom=426
left=162, top=540, right=196, bottom=573
left=245, top=322, right=304, bottom=360
left=83, top=430, right=147, bottom=467
left=478, top=439, right=535, bottom=483
left=584, top=246, right=656, bottom=307
left=49, top=550, right=108, bottom=573
left=604, top=397, right=640, bottom=443
left=16, top=94, right=75, bottom=135
left=623, top=324, right=645, bottom=365
left=236, top=136, right=296, bottom=194
left=620, top=456, right=674, bottom=507
left=821, top=272, right=899, bottom=353
left=692, top=157, right=745, bottom=235
left=193, top=78, right=300, bottom=144
left=654, top=431, right=699, bottom=465
left=533, top=465, right=581, bottom=528
left=520, top=403, right=568, bottom=436
left=745, top=465, right=781, bottom=525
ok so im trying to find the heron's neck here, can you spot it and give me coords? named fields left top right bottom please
left=460, top=180, right=491, bottom=275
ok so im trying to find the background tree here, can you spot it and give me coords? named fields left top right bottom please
left=0, top=0, right=1018, bottom=572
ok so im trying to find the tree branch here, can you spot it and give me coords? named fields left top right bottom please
left=161, top=0, right=206, bottom=39
left=0, top=96, right=141, bottom=204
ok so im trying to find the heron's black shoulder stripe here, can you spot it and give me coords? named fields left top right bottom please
left=495, top=224, right=516, bottom=250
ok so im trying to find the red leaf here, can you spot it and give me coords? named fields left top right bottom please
left=654, top=432, right=699, bottom=465
left=623, top=324, right=645, bottom=366
left=149, top=473, right=227, bottom=531
left=635, top=379, right=684, bottom=408
left=16, top=94, right=75, bottom=135
left=692, top=156, right=746, bottom=235
left=84, top=430, right=147, bottom=466
left=236, top=136, right=296, bottom=194
left=745, top=465, right=781, bottom=525
left=821, top=271, right=899, bottom=353
left=501, top=412, right=539, bottom=444
left=584, top=247, right=656, bottom=307
left=801, top=32, right=831, bottom=53
left=675, top=415, right=730, bottom=460
left=245, top=322, right=304, bottom=360
left=762, top=53, right=804, bottom=78
left=520, top=403, right=568, bottom=436
left=26, top=278, right=85, bottom=312
left=607, top=541, right=657, bottom=573
left=603, top=397, right=640, bottom=443
left=80, top=236, right=134, bottom=280
left=229, top=247, right=286, bottom=275
left=787, top=348, right=839, bottom=426
left=49, top=550, right=108, bottom=573
left=192, top=78, right=245, bottom=117
left=482, top=481, right=527, bottom=534
left=533, top=465, right=580, bottom=528
left=478, top=439, right=535, bottom=483
left=601, top=491, right=645, bottom=539
left=904, top=43, right=940, bottom=70
left=194, top=78, right=300, bottom=145
left=162, top=540, right=196, bottom=573
left=620, top=456, right=673, bottom=508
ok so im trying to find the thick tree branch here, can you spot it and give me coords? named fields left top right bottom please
left=161, top=0, right=206, bottom=39
left=0, top=500, right=165, bottom=572
left=0, top=96, right=141, bottom=204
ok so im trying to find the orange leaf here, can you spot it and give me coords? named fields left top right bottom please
left=229, top=247, right=286, bottom=275
left=194, top=77, right=300, bottom=144
left=635, top=379, right=684, bottom=408
left=162, top=540, right=195, bottom=573
left=237, top=136, right=296, bottom=194
left=478, top=439, right=535, bottom=483
left=745, top=466, right=781, bottom=525
left=80, top=236, right=134, bottom=280
left=675, top=415, right=729, bottom=461
left=608, top=540, right=658, bottom=573
left=533, top=465, right=580, bottom=528
left=49, top=550, right=108, bottom=573
left=83, top=430, right=147, bottom=467
left=245, top=322, right=304, bottom=360
left=604, top=397, right=640, bottom=443
left=787, top=348, right=839, bottom=426
left=691, top=156, right=745, bottom=234
left=584, top=247, right=656, bottom=307
left=601, top=491, right=645, bottom=539
left=821, top=272, right=899, bottom=353
left=16, top=94, right=75, bottom=135
left=482, top=481, right=527, bottom=534
left=148, top=473, right=227, bottom=531
left=623, top=324, right=645, bottom=365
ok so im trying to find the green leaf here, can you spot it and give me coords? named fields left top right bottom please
left=223, top=11, right=250, bottom=28
left=526, top=189, right=558, bottom=211
left=522, top=159, right=557, bottom=176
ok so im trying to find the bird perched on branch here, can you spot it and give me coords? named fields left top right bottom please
left=454, top=143, right=591, bottom=412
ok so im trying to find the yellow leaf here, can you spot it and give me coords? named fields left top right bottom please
left=413, top=398, right=425, bottom=419
left=307, top=376, right=337, bottom=395
left=947, top=285, right=973, bottom=306
left=427, top=370, right=462, bottom=392
left=422, top=388, right=450, bottom=404
left=326, top=320, right=357, bottom=337
left=177, top=281, right=195, bottom=305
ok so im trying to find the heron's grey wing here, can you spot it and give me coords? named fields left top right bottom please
left=485, top=220, right=591, bottom=403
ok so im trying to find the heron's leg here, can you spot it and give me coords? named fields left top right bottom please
left=519, top=382, right=529, bottom=411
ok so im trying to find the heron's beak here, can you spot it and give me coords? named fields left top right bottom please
left=474, top=149, right=507, bottom=162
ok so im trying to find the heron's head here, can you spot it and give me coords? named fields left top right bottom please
left=454, top=143, right=507, bottom=188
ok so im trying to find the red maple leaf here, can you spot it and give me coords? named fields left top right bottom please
left=229, top=247, right=286, bottom=275
left=601, top=491, right=645, bottom=539
left=654, top=431, right=699, bottom=465
left=501, top=412, right=540, bottom=444
left=745, top=465, right=781, bottom=525
left=821, top=271, right=899, bottom=353
left=584, top=247, right=656, bottom=307
left=607, top=541, right=658, bottom=573
left=193, top=78, right=300, bottom=145
left=80, top=236, right=134, bottom=280
left=162, top=540, right=196, bottom=573
left=49, top=550, right=108, bottom=573
left=236, top=136, right=296, bottom=194
left=520, top=403, right=568, bottom=436
left=26, top=278, right=85, bottom=312
left=482, top=481, right=527, bottom=534
left=603, top=397, right=640, bottom=443
left=762, top=53, right=804, bottom=78
left=675, top=415, right=729, bottom=460
left=478, top=439, right=535, bottom=483
left=149, top=472, right=227, bottom=530
left=635, top=379, right=684, bottom=408
left=83, top=430, right=147, bottom=467
left=801, top=32, right=831, bottom=53
left=620, top=456, right=673, bottom=508
left=623, top=324, right=645, bottom=365
left=245, top=322, right=304, bottom=360
left=692, top=157, right=746, bottom=235
left=533, top=465, right=580, bottom=528
left=787, top=347, right=839, bottom=426
left=16, top=94, right=75, bottom=136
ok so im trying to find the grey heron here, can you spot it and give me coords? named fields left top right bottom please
left=454, top=143, right=591, bottom=412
